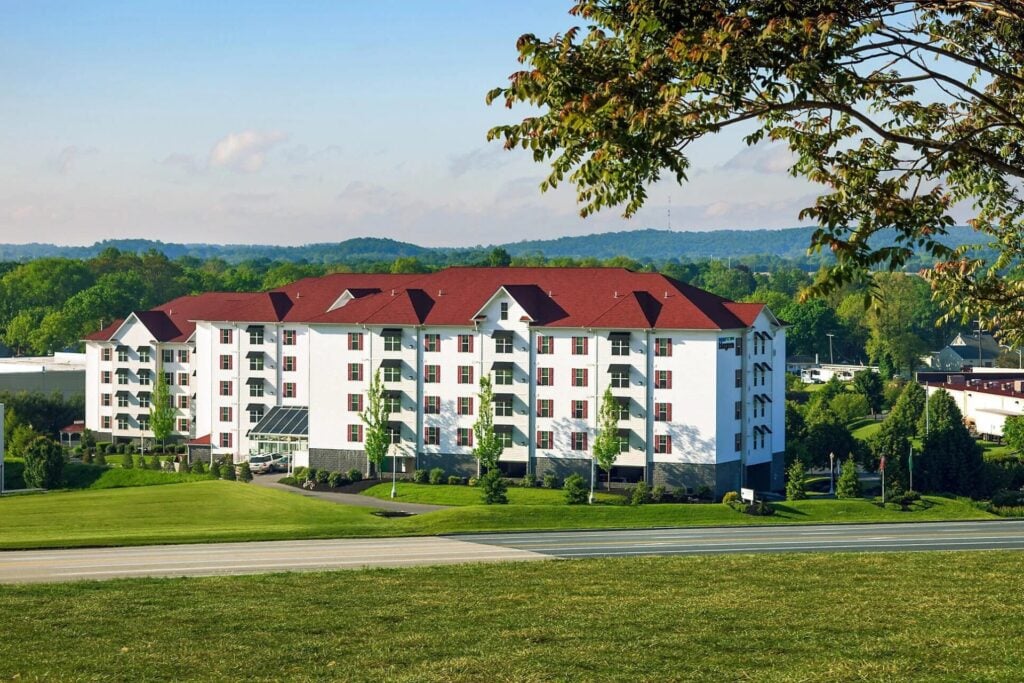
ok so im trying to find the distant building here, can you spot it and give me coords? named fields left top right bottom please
left=930, top=331, right=1001, bottom=371
left=800, top=363, right=877, bottom=384
left=918, top=370, right=1024, bottom=439
left=0, top=353, right=85, bottom=398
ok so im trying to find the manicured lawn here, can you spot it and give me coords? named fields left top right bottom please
left=980, top=440, right=1016, bottom=460
left=361, top=481, right=625, bottom=506
left=0, top=480, right=996, bottom=549
left=2, top=551, right=1023, bottom=681
left=850, top=416, right=883, bottom=441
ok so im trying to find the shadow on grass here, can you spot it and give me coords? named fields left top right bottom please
left=769, top=503, right=810, bottom=517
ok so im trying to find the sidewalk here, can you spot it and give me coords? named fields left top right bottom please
left=251, top=473, right=448, bottom=514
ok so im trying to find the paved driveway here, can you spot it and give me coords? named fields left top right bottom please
left=251, top=473, right=447, bottom=514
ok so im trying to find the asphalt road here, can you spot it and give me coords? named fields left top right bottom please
left=2, top=520, right=1023, bottom=583
left=459, top=519, right=1024, bottom=558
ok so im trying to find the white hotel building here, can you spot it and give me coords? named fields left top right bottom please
left=84, top=267, right=786, bottom=494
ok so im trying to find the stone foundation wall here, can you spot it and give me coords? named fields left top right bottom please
left=417, top=452, right=479, bottom=478
left=308, top=448, right=368, bottom=475
left=534, top=457, right=591, bottom=484
left=651, top=462, right=715, bottom=492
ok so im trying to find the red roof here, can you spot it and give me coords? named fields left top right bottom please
left=60, top=422, right=85, bottom=434
left=83, top=267, right=775, bottom=341
left=188, top=434, right=211, bottom=446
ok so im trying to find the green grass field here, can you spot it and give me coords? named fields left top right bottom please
left=0, top=480, right=996, bottom=550
left=1, top=551, right=1022, bottom=681
left=361, top=481, right=625, bottom=505
left=849, top=416, right=883, bottom=441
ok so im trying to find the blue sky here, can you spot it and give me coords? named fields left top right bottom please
left=0, top=1, right=818, bottom=247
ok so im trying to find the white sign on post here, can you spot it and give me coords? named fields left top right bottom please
left=740, top=487, right=755, bottom=504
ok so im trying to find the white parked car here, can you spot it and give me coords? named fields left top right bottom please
left=247, top=454, right=274, bottom=474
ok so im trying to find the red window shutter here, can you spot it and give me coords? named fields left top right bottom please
left=583, top=401, right=589, bottom=419
left=583, top=434, right=588, bottom=450
left=666, top=404, right=673, bottom=421
left=666, top=371, right=673, bottom=389
left=666, top=340, right=673, bottom=356
left=583, top=368, right=588, bottom=386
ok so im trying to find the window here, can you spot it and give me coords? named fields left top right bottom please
left=219, top=381, right=232, bottom=396
left=735, top=433, right=742, bottom=452
left=283, top=382, right=296, bottom=398
left=382, top=362, right=401, bottom=385
left=220, top=433, right=232, bottom=448
left=424, top=426, right=440, bottom=445
left=101, top=348, right=112, bottom=362
left=610, top=334, right=630, bottom=356
left=117, top=348, right=129, bottom=363
left=117, top=371, right=129, bottom=386
left=655, top=337, right=672, bottom=357
left=537, top=431, right=553, bottom=449
left=177, top=372, right=189, bottom=386
left=138, top=348, right=150, bottom=363
left=735, top=336, right=744, bottom=356
left=177, top=349, right=189, bottom=363
left=496, top=429, right=513, bottom=449
left=654, top=402, right=673, bottom=421
left=537, top=367, right=553, bottom=386
left=138, top=415, right=150, bottom=431
left=614, top=398, right=629, bottom=420
left=458, top=366, right=474, bottom=384
left=494, top=397, right=513, bottom=417
left=178, top=395, right=189, bottom=409
left=457, top=428, right=473, bottom=447
left=383, top=332, right=401, bottom=352
left=348, top=363, right=363, bottom=381
left=537, top=399, right=553, bottom=418
left=572, top=336, right=588, bottom=355
left=495, top=335, right=513, bottom=354
left=348, top=394, right=363, bottom=412
left=424, top=334, right=440, bottom=352
left=163, top=372, right=174, bottom=386
left=101, top=371, right=111, bottom=384
left=654, top=370, right=672, bottom=389
left=735, top=401, right=742, bottom=420
left=248, top=407, right=263, bottom=423
left=249, top=328, right=264, bottom=345
left=735, top=369, right=743, bottom=388
left=283, top=330, right=296, bottom=346
left=249, top=382, right=264, bottom=398
left=424, top=365, right=439, bottom=383
left=117, top=416, right=129, bottom=431
left=571, top=432, right=588, bottom=450
left=494, top=368, right=513, bottom=385
left=457, top=397, right=473, bottom=415
left=177, top=418, right=189, bottom=432
left=139, top=394, right=150, bottom=408
left=424, top=396, right=440, bottom=414
left=138, top=370, right=151, bottom=386
left=458, top=334, right=473, bottom=353
left=386, top=424, right=401, bottom=444
left=101, top=393, right=111, bottom=407
left=610, top=369, right=629, bottom=389
left=220, top=407, right=232, bottom=422
left=655, top=435, right=672, bottom=454
left=572, top=368, right=589, bottom=387
left=101, top=416, right=111, bottom=430
left=220, top=329, right=233, bottom=344
left=537, top=336, right=553, bottom=354
left=348, top=424, right=363, bottom=443
left=348, top=332, right=363, bottom=351
left=384, top=395, right=401, bottom=413
left=162, top=349, right=174, bottom=364
left=117, top=394, right=129, bottom=408
left=500, top=301, right=509, bottom=320
left=249, top=354, right=264, bottom=371
left=283, top=356, right=296, bottom=372
left=615, top=432, right=630, bottom=453
left=571, top=400, right=588, bottom=419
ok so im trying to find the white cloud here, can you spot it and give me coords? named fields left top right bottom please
left=721, top=142, right=796, bottom=175
left=208, top=130, right=287, bottom=172
left=53, top=145, right=99, bottom=174
left=449, top=145, right=511, bottom=178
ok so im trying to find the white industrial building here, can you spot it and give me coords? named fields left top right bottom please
left=83, top=267, right=786, bottom=494
left=919, top=371, right=1024, bottom=439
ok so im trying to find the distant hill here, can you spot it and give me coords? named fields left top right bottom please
left=0, top=226, right=990, bottom=264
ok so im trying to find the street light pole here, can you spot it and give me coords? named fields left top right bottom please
left=908, top=443, right=914, bottom=493
left=829, top=451, right=835, bottom=495
left=589, top=456, right=595, bottom=504
left=826, top=333, right=835, bottom=365
left=390, top=443, right=398, bottom=499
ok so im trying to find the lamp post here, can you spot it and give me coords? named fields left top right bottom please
left=826, top=333, right=835, bottom=365
left=589, top=455, right=595, bottom=505
left=829, top=451, right=835, bottom=495
left=390, top=443, right=398, bottom=499
left=908, top=443, right=914, bottom=493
